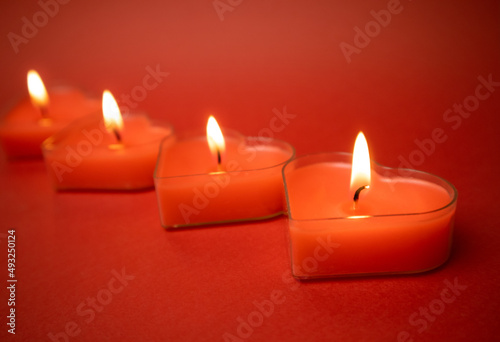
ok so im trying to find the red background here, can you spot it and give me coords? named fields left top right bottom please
left=1, top=0, right=499, bottom=341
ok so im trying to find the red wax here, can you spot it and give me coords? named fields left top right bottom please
left=154, top=132, right=295, bottom=228
left=283, top=153, right=457, bottom=279
left=43, top=114, right=172, bottom=190
left=0, top=87, right=100, bottom=158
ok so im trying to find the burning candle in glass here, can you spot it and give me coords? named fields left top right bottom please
left=154, top=116, right=295, bottom=228
left=0, top=70, right=100, bottom=158
left=42, top=90, right=173, bottom=190
left=283, top=132, right=457, bottom=279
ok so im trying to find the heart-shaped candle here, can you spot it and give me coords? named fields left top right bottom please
left=42, top=90, right=173, bottom=190
left=283, top=132, right=457, bottom=279
left=0, top=70, right=101, bottom=158
left=154, top=116, right=295, bottom=228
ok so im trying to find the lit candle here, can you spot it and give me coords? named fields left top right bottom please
left=42, top=90, right=173, bottom=190
left=0, top=70, right=101, bottom=158
left=154, top=116, right=295, bottom=228
left=282, top=132, right=457, bottom=279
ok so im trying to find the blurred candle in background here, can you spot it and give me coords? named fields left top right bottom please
left=42, top=90, right=173, bottom=190
left=0, top=70, right=101, bottom=158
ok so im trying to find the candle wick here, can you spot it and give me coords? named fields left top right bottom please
left=216, top=149, right=223, bottom=172
left=353, top=185, right=369, bottom=209
left=39, top=105, right=49, bottom=118
left=113, top=128, right=122, bottom=143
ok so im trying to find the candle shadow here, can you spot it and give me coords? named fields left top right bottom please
left=446, top=223, right=468, bottom=263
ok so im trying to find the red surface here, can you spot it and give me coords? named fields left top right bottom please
left=1, top=1, right=499, bottom=341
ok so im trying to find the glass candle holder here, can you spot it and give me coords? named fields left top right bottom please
left=282, top=152, right=457, bottom=279
left=42, top=113, right=173, bottom=190
left=154, top=130, right=295, bottom=228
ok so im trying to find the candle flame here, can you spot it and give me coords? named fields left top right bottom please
left=206, top=116, right=225, bottom=164
left=102, top=90, right=124, bottom=134
left=350, top=132, right=371, bottom=194
left=27, top=70, right=49, bottom=108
